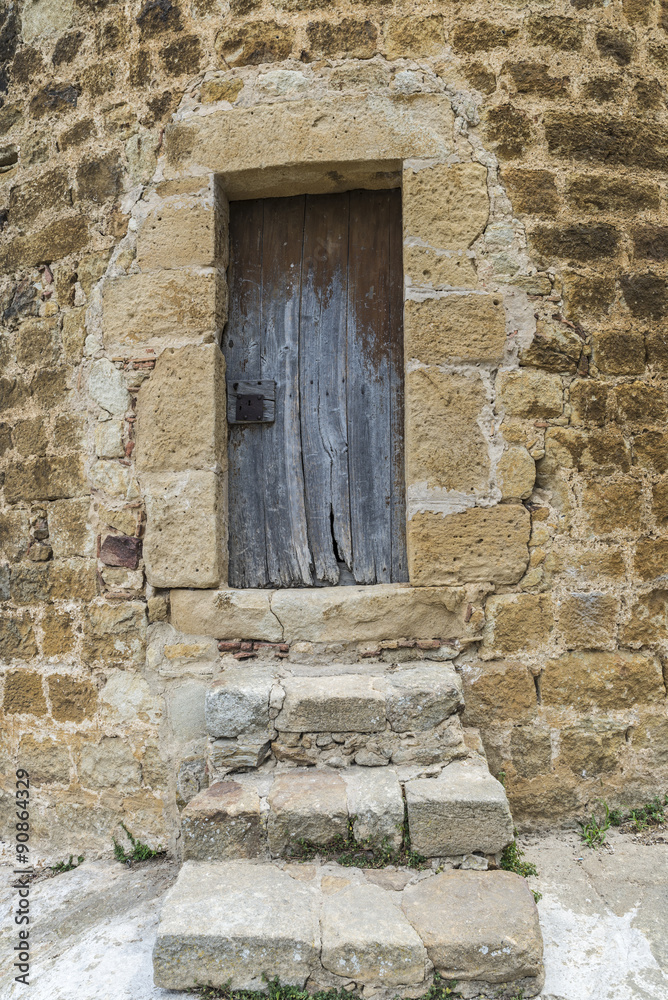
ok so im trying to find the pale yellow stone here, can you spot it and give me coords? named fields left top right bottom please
left=383, top=15, right=446, bottom=59
left=497, top=370, right=563, bottom=419
left=165, top=95, right=454, bottom=194
left=135, top=343, right=226, bottom=473
left=137, top=201, right=225, bottom=271
left=142, top=471, right=226, bottom=589
left=406, top=368, right=490, bottom=493
left=481, top=593, right=553, bottom=657
left=170, top=588, right=283, bottom=642
left=403, top=245, right=478, bottom=289
left=408, top=506, right=530, bottom=586
left=102, top=270, right=226, bottom=349
left=403, top=162, right=489, bottom=250
left=405, top=294, right=506, bottom=364
left=496, top=446, right=536, bottom=500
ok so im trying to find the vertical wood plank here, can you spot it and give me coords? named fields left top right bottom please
left=347, top=190, right=393, bottom=584
left=225, top=199, right=268, bottom=588
left=261, top=196, right=314, bottom=587
left=300, top=193, right=351, bottom=584
left=388, top=188, right=408, bottom=582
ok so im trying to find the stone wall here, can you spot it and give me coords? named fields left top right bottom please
left=1, top=0, right=667, bottom=858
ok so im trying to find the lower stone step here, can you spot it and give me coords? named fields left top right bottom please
left=153, top=859, right=544, bottom=998
left=181, top=758, right=513, bottom=862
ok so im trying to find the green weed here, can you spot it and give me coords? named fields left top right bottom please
left=500, top=839, right=542, bottom=903
left=113, top=822, right=165, bottom=864
left=191, top=974, right=463, bottom=1000
left=579, top=803, right=612, bottom=849
left=580, top=794, right=667, bottom=846
left=290, top=813, right=429, bottom=871
left=49, top=854, right=84, bottom=874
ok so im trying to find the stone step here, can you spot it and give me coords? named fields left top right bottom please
left=153, top=859, right=544, bottom=998
left=205, top=661, right=468, bottom=774
left=181, top=758, right=513, bottom=862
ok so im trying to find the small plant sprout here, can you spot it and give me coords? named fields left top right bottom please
left=49, top=854, right=84, bottom=875
left=500, top=839, right=542, bottom=903
left=113, top=822, right=165, bottom=864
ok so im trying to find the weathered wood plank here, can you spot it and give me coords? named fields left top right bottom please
left=300, top=193, right=351, bottom=584
left=388, top=188, right=408, bottom=582
left=347, top=190, right=393, bottom=584
left=225, top=199, right=268, bottom=588
left=226, top=379, right=276, bottom=424
left=261, top=196, right=314, bottom=586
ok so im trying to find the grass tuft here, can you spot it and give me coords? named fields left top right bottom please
left=113, top=822, right=165, bottom=864
left=500, top=839, right=542, bottom=903
left=579, top=793, right=667, bottom=848
left=49, top=854, right=84, bottom=875
left=190, top=974, right=464, bottom=1000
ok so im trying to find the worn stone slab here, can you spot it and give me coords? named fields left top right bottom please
left=209, top=737, right=271, bottom=776
left=153, top=861, right=321, bottom=990
left=404, top=293, right=506, bottom=365
left=321, top=883, right=426, bottom=986
left=342, top=767, right=404, bottom=850
left=405, top=760, right=513, bottom=857
left=170, top=588, right=283, bottom=642
left=267, top=770, right=348, bottom=856
left=403, top=162, right=489, bottom=250
left=384, top=665, right=463, bottom=732
left=205, top=665, right=275, bottom=738
left=182, top=780, right=264, bottom=861
left=275, top=675, right=386, bottom=733
left=402, top=870, right=544, bottom=987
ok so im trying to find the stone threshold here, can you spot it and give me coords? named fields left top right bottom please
left=169, top=582, right=486, bottom=644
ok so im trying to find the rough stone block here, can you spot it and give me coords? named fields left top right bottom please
left=384, top=665, right=463, bottom=732
left=82, top=601, right=147, bottom=668
left=404, top=294, right=506, bottom=364
left=405, top=760, right=513, bottom=856
left=321, top=884, right=426, bottom=986
left=18, top=734, right=70, bottom=785
left=497, top=446, right=536, bottom=500
left=557, top=592, right=620, bottom=649
left=383, top=15, right=446, bottom=59
left=78, top=737, right=141, bottom=789
left=403, top=162, right=489, bottom=250
left=182, top=780, right=264, bottom=861
left=170, top=587, right=282, bottom=641
left=406, top=368, right=490, bottom=493
left=634, top=536, right=668, bottom=580
left=482, top=593, right=553, bottom=656
left=210, top=737, right=271, bottom=776
left=102, top=270, right=225, bottom=349
left=153, top=861, right=321, bottom=990
left=460, top=660, right=537, bottom=726
left=88, top=358, right=131, bottom=416
left=275, top=675, right=385, bottom=733
left=136, top=343, right=226, bottom=473
left=541, top=650, right=664, bottom=709
left=621, top=589, right=668, bottom=644
left=342, top=768, right=404, bottom=850
left=137, top=200, right=222, bottom=271
left=205, top=665, right=274, bottom=739
left=581, top=476, right=644, bottom=534
left=47, top=674, right=97, bottom=722
left=4, top=455, right=86, bottom=503
left=403, top=245, right=478, bottom=289
left=497, top=370, right=564, bottom=419
left=408, top=505, right=530, bottom=586
left=558, top=720, right=626, bottom=775
left=402, top=870, right=543, bottom=987
left=3, top=670, right=46, bottom=716
left=267, top=770, right=348, bottom=855
left=0, top=613, right=38, bottom=661
left=142, top=471, right=226, bottom=589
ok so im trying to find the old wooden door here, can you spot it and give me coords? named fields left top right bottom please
left=224, top=189, right=406, bottom=588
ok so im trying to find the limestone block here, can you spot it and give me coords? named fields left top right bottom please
left=403, top=163, right=489, bottom=250
left=405, top=760, right=513, bottom=856
left=22, top=0, right=73, bottom=42
left=405, top=294, right=506, bottom=364
left=634, top=536, right=668, bottom=581
left=408, top=506, right=530, bottom=586
left=481, top=593, right=553, bottom=656
left=342, top=767, right=404, bottom=850
left=209, top=737, right=271, bottom=775
left=88, top=460, right=140, bottom=501
left=497, top=370, right=564, bottom=419
left=102, top=270, right=225, bottom=349
left=269, top=583, right=475, bottom=644
left=170, top=587, right=282, bottom=641
left=205, top=665, right=274, bottom=738
left=402, top=870, right=544, bottom=986
left=142, top=471, right=225, bottom=589
left=18, top=734, right=70, bottom=785
left=137, top=201, right=222, bottom=271
left=94, top=420, right=124, bottom=459
left=581, top=476, right=644, bottom=534
left=460, top=660, right=537, bottom=726
left=384, top=15, right=446, bottom=59
left=78, top=738, right=141, bottom=790
left=182, top=780, right=264, bottom=861
left=497, top=446, right=536, bottom=499
left=275, top=675, right=386, bottom=733
left=153, top=861, right=321, bottom=990
left=88, top=358, right=131, bottom=416
left=267, top=770, right=348, bottom=855
left=164, top=95, right=454, bottom=182
left=557, top=592, right=620, bottom=649
left=403, top=245, right=478, bottom=289
left=135, top=343, right=226, bottom=473
left=406, top=369, right=490, bottom=493
left=321, top=884, right=426, bottom=986
left=384, top=665, right=463, bottom=732
left=541, top=650, right=664, bottom=709
left=166, top=681, right=207, bottom=742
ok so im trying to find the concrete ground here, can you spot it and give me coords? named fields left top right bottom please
left=0, top=829, right=666, bottom=1000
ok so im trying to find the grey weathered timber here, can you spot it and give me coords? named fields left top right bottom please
left=226, top=379, right=276, bottom=424
left=388, top=194, right=408, bottom=581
